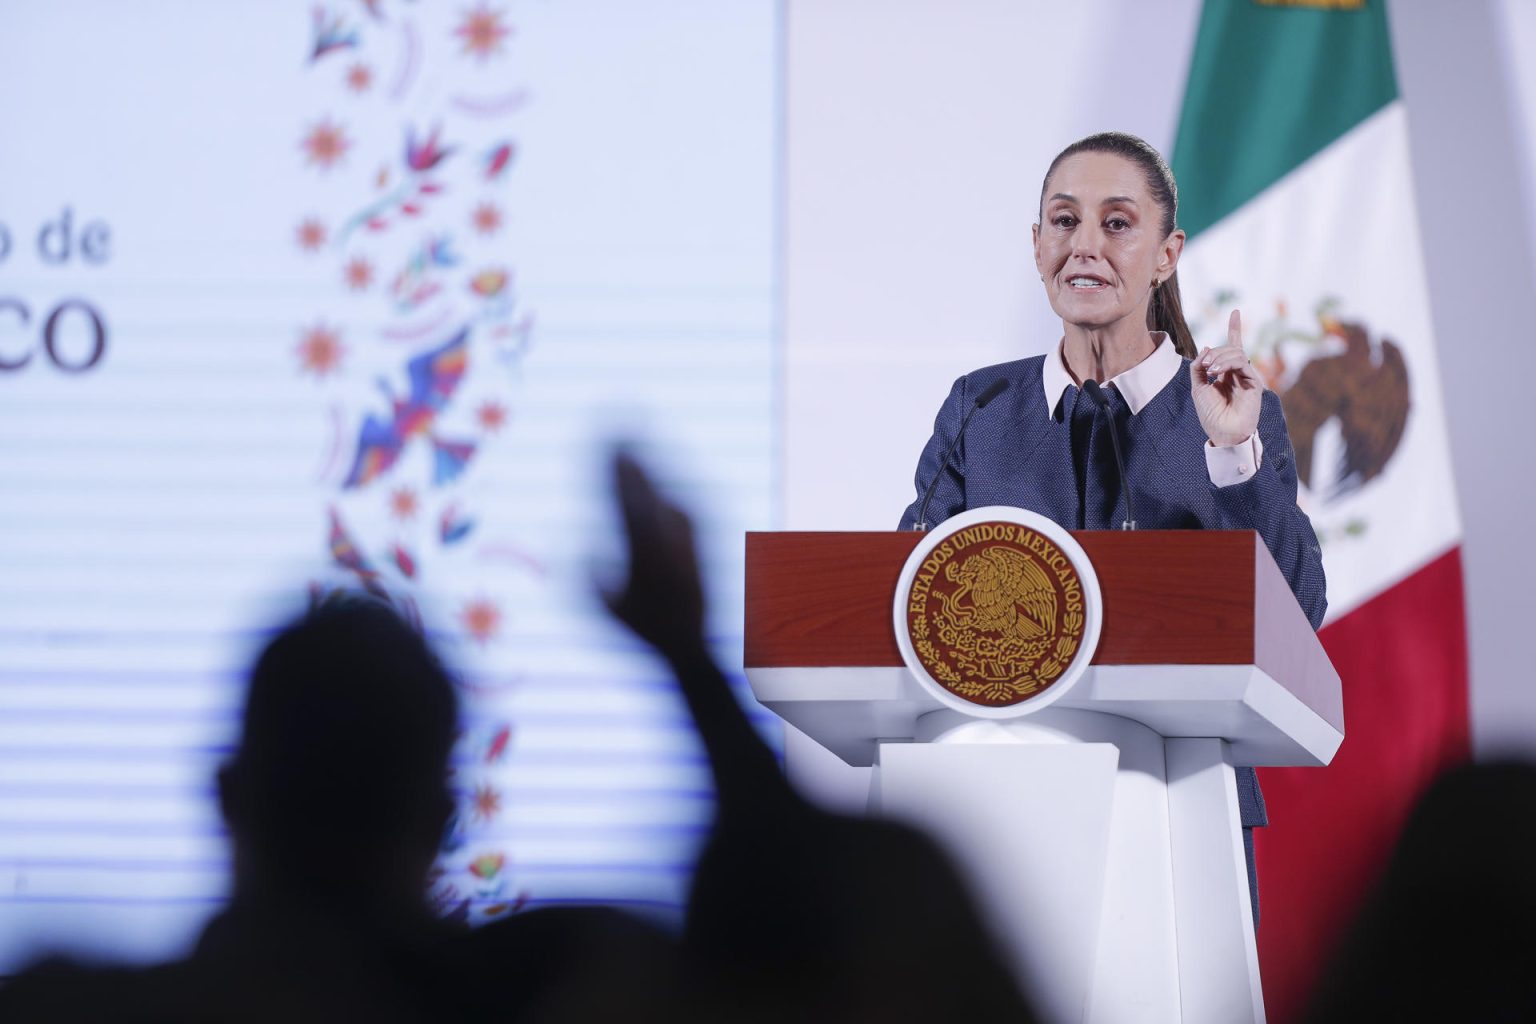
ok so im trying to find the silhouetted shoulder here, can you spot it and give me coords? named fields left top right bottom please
left=0, top=958, right=210, bottom=1024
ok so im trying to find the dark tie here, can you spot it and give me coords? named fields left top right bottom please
left=1068, top=384, right=1123, bottom=530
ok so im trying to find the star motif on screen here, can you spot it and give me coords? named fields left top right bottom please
left=471, top=201, right=502, bottom=236
left=471, top=783, right=502, bottom=822
left=345, top=62, right=373, bottom=93
left=344, top=255, right=374, bottom=291
left=461, top=598, right=501, bottom=644
left=301, top=118, right=351, bottom=171
left=296, top=217, right=327, bottom=251
left=476, top=400, right=507, bottom=433
left=389, top=486, right=418, bottom=520
left=455, top=4, right=512, bottom=61
left=296, top=324, right=345, bottom=378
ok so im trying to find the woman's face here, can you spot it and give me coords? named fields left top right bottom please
left=1033, top=151, right=1183, bottom=335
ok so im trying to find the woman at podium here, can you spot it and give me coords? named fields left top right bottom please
left=897, top=131, right=1327, bottom=918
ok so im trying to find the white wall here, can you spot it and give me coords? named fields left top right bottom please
left=1391, top=0, right=1536, bottom=754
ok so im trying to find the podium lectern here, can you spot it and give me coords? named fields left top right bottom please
left=744, top=529, right=1341, bottom=1024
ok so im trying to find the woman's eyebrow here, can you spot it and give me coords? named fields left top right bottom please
left=1046, top=193, right=1140, bottom=206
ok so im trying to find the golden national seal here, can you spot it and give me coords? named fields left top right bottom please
left=904, top=521, right=1086, bottom=708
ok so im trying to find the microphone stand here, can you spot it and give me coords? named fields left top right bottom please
left=912, top=378, right=1010, bottom=531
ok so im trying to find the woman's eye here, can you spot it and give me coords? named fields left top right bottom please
left=1053, top=214, right=1076, bottom=228
left=1106, top=217, right=1130, bottom=231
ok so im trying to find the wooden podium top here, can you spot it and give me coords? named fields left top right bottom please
left=747, top=530, right=1272, bottom=668
left=743, top=529, right=1343, bottom=767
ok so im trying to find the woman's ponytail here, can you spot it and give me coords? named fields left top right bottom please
left=1149, top=270, right=1197, bottom=359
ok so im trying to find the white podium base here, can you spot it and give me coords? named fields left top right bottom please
left=869, top=708, right=1263, bottom=1024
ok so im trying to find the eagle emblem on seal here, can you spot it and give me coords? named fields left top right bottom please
left=938, top=547, right=1056, bottom=642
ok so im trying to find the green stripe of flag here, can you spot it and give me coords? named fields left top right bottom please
left=1171, top=0, right=1398, bottom=239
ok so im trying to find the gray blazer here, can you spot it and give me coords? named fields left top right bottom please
left=899, top=354, right=1328, bottom=827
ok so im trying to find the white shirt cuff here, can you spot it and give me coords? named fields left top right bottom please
left=1205, top=432, right=1264, bottom=488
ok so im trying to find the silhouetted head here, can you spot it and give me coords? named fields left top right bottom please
left=1305, top=759, right=1536, bottom=1023
left=218, top=596, right=458, bottom=917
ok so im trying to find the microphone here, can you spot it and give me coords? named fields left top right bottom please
left=1081, top=379, right=1137, bottom=530
left=912, top=377, right=1010, bottom=531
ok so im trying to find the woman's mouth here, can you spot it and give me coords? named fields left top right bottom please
left=1066, top=276, right=1108, bottom=290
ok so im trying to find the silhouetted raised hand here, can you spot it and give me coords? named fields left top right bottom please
left=600, top=448, right=787, bottom=818
left=601, top=447, right=1038, bottom=1023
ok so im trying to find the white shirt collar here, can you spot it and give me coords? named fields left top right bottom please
left=1042, top=331, right=1181, bottom=416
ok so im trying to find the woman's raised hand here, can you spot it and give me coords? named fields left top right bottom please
left=1190, top=308, right=1264, bottom=447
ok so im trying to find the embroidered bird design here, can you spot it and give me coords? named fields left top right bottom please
left=341, top=327, right=478, bottom=489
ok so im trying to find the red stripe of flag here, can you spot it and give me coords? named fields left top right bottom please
left=1257, top=546, right=1470, bottom=1023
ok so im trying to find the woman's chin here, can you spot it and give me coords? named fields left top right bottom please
left=1060, top=311, right=1128, bottom=332
left=1049, top=299, right=1143, bottom=335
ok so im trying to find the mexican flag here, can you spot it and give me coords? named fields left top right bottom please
left=1171, top=2, right=1469, bottom=1020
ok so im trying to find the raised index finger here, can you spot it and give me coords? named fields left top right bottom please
left=1227, top=308, right=1244, bottom=351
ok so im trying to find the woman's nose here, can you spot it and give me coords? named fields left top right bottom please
left=1071, top=223, right=1103, bottom=258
